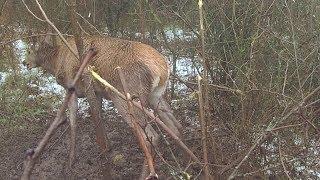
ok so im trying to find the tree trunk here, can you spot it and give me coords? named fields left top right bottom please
left=67, top=0, right=109, bottom=154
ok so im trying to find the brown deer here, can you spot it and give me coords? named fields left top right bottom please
left=24, top=34, right=182, bottom=179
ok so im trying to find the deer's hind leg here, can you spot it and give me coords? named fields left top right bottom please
left=148, top=86, right=182, bottom=137
left=158, top=98, right=182, bottom=130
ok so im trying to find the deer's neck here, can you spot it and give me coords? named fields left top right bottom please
left=41, top=47, right=59, bottom=75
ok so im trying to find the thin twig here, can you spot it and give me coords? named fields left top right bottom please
left=153, top=115, right=182, bottom=171
left=282, top=59, right=289, bottom=94
left=305, top=97, right=320, bottom=108
left=172, top=75, right=243, bottom=95
left=35, top=0, right=79, bottom=59
left=21, top=0, right=45, bottom=22
left=227, top=133, right=268, bottom=180
left=284, top=0, right=302, bottom=98
left=270, top=123, right=305, bottom=131
left=76, top=12, right=103, bottom=36
left=240, top=158, right=298, bottom=177
left=47, top=123, right=69, bottom=150
left=299, top=111, right=320, bottom=134
left=77, top=21, right=90, bottom=36
left=0, top=33, right=72, bottom=46
left=279, top=144, right=292, bottom=180
left=170, top=74, right=196, bottom=91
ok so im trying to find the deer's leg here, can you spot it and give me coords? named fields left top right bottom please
left=159, top=98, right=182, bottom=130
left=86, top=90, right=109, bottom=153
left=109, top=94, right=159, bottom=179
left=149, top=88, right=181, bottom=137
left=96, top=93, right=105, bottom=116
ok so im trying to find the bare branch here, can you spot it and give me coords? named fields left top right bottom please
left=35, top=0, right=79, bottom=59
left=76, top=12, right=103, bottom=36
left=227, top=133, right=269, bottom=180
left=21, top=0, right=45, bottom=22
left=0, top=33, right=72, bottom=46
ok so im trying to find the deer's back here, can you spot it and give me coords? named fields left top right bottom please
left=55, top=36, right=169, bottom=98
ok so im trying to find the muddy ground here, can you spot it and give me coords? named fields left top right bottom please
left=0, top=106, right=201, bottom=180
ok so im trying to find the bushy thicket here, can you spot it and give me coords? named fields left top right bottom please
left=1, top=0, right=319, bottom=179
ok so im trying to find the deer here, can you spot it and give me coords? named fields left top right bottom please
left=24, top=34, right=182, bottom=179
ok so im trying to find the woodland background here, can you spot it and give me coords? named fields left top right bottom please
left=0, top=0, right=319, bottom=179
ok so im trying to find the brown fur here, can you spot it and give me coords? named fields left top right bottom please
left=25, top=35, right=182, bottom=179
left=34, top=37, right=166, bottom=100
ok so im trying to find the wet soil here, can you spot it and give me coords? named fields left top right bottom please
left=0, top=108, right=201, bottom=180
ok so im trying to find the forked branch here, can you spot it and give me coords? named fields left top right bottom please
left=21, top=47, right=98, bottom=180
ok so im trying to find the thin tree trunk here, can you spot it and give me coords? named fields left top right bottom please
left=198, top=0, right=213, bottom=179
left=67, top=0, right=109, bottom=154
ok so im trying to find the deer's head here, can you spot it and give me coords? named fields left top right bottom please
left=23, top=33, right=56, bottom=69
